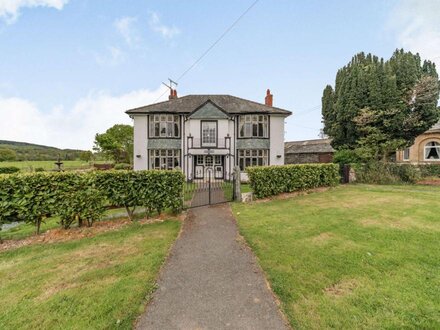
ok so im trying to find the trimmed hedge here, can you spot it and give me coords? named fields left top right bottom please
left=0, top=170, right=185, bottom=235
left=246, top=164, right=340, bottom=198
left=0, top=166, right=20, bottom=174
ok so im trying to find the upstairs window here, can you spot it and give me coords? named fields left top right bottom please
left=201, top=121, right=217, bottom=147
left=149, top=115, right=180, bottom=138
left=424, top=141, right=440, bottom=160
left=239, top=115, right=268, bottom=138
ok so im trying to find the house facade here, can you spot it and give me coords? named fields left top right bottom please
left=396, top=122, right=440, bottom=163
left=284, top=138, right=334, bottom=164
left=126, top=89, right=291, bottom=181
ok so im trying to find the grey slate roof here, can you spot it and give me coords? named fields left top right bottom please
left=285, top=138, right=335, bottom=154
left=125, top=95, right=291, bottom=116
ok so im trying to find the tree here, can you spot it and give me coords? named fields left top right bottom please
left=0, top=148, right=17, bottom=161
left=79, top=150, right=93, bottom=162
left=93, top=125, right=133, bottom=164
left=322, top=49, right=440, bottom=161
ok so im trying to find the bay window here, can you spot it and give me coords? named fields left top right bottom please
left=239, top=115, right=268, bottom=138
left=149, top=115, right=180, bottom=138
left=238, top=149, right=268, bottom=170
left=149, top=149, right=180, bottom=170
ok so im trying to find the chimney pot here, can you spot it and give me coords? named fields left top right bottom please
left=169, top=88, right=178, bottom=100
left=265, top=89, right=273, bottom=107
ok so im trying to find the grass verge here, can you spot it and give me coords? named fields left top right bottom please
left=232, top=184, right=440, bottom=329
left=0, top=219, right=180, bottom=329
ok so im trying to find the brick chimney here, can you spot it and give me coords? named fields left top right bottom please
left=265, top=89, right=273, bottom=107
left=169, top=89, right=178, bottom=100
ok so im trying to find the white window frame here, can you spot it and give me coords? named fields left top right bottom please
left=424, top=141, right=440, bottom=161
left=238, top=115, right=268, bottom=138
left=201, top=121, right=217, bottom=147
left=149, top=149, right=180, bottom=170
left=149, top=115, right=180, bottom=138
left=403, top=148, right=410, bottom=161
left=238, top=149, right=268, bottom=171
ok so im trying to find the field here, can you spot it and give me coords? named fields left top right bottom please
left=232, top=185, right=440, bottom=329
left=0, top=219, right=180, bottom=329
left=0, top=160, right=110, bottom=171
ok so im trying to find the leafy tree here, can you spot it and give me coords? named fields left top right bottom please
left=79, top=150, right=93, bottom=162
left=0, top=148, right=17, bottom=161
left=93, top=125, right=133, bottom=164
left=322, top=49, right=440, bottom=161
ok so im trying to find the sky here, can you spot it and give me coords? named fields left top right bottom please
left=0, top=0, right=439, bottom=150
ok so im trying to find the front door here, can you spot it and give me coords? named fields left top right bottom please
left=194, top=155, right=223, bottom=180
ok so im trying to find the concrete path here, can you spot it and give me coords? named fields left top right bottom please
left=136, top=203, right=289, bottom=330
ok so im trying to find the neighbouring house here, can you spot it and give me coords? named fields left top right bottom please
left=396, top=121, right=440, bottom=164
left=284, top=138, right=334, bottom=164
left=126, top=89, right=291, bottom=181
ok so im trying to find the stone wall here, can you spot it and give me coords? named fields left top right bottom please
left=285, top=152, right=333, bottom=164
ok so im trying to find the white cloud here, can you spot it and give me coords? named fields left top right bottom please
left=0, top=86, right=167, bottom=150
left=148, top=11, right=180, bottom=39
left=114, top=16, right=141, bottom=48
left=0, top=0, right=68, bottom=24
left=389, top=0, right=440, bottom=65
left=94, top=46, right=125, bottom=66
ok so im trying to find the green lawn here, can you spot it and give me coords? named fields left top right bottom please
left=0, top=219, right=180, bottom=329
left=232, top=184, right=440, bottom=329
left=0, top=160, right=110, bottom=171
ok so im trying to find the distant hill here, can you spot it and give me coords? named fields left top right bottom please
left=0, top=140, right=86, bottom=161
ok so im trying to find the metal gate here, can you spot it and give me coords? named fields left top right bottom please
left=184, top=170, right=235, bottom=208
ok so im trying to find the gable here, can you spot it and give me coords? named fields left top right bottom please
left=188, top=101, right=230, bottom=119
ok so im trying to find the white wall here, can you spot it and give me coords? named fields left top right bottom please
left=132, top=115, right=148, bottom=170
left=270, top=115, right=285, bottom=165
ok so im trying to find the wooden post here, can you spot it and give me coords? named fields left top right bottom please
left=233, top=166, right=241, bottom=202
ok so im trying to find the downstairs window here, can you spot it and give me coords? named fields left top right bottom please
left=149, top=149, right=180, bottom=170
left=238, top=149, right=268, bottom=171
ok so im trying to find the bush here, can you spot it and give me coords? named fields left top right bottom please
left=94, top=170, right=185, bottom=218
left=34, top=167, right=45, bottom=172
left=246, top=164, right=340, bottom=199
left=353, top=162, right=421, bottom=184
left=0, top=167, right=20, bottom=174
left=114, top=163, right=132, bottom=170
left=419, top=164, right=440, bottom=178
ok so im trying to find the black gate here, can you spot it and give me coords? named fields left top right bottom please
left=184, top=170, right=234, bottom=208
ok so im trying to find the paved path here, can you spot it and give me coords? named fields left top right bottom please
left=136, top=203, right=289, bottom=330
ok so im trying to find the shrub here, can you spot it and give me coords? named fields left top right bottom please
left=95, top=170, right=185, bottom=218
left=34, top=167, right=45, bottom=172
left=246, top=164, right=340, bottom=199
left=0, top=167, right=20, bottom=174
left=353, top=162, right=421, bottom=184
left=419, top=164, right=440, bottom=178
left=55, top=173, right=105, bottom=228
left=114, top=163, right=132, bottom=170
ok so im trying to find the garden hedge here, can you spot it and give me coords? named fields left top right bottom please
left=246, top=164, right=340, bottom=198
left=0, top=167, right=20, bottom=174
left=0, top=170, right=185, bottom=235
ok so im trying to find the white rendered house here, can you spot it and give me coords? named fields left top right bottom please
left=126, top=89, right=291, bottom=181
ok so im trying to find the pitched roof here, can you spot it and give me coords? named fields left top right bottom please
left=427, top=120, right=440, bottom=132
left=285, top=138, right=335, bottom=154
left=125, top=94, right=291, bottom=116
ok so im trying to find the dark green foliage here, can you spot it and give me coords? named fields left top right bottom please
left=94, top=124, right=133, bottom=164
left=0, top=148, right=17, bottom=161
left=55, top=173, right=106, bottom=228
left=322, top=50, right=440, bottom=160
left=332, top=149, right=361, bottom=165
left=0, top=167, right=20, bottom=174
left=246, top=164, right=340, bottom=198
left=79, top=150, right=93, bottom=162
left=114, top=163, right=133, bottom=170
left=353, top=163, right=421, bottom=184
left=34, top=167, right=45, bottom=172
left=0, top=170, right=184, bottom=234
left=419, top=164, right=440, bottom=177
left=0, top=140, right=85, bottom=161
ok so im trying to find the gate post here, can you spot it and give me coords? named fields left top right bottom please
left=208, top=170, right=211, bottom=205
left=233, top=166, right=241, bottom=202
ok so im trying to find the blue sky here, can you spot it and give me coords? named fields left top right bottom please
left=0, top=0, right=439, bottom=149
